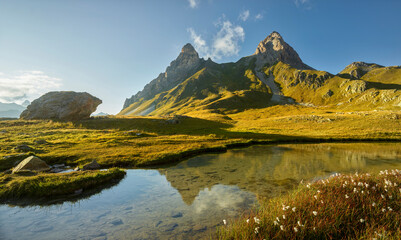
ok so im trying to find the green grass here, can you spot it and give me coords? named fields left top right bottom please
left=1, top=108, right=401, bottom=173
left=0, top=168, right=125, bottom=201
left=217, top=170, right=401, bottom=239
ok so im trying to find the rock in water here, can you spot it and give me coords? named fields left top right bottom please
left=82, top=160, right=101, bottom=170
left=20, top=91, right=102, bottom=121
left=12, top=156, right=50, bottom=174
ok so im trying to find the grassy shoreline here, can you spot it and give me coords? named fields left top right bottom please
left=0, top=168, right=126, bottom=203
left=217, top=170, right=401, bottom=239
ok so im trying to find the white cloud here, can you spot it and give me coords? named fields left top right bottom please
left=255, top=13, right=263, bottom=20
left=213, top=21, right=245, bottom=59
left=188, top=0, right=199, bottom=8
left=239, top=10, right=250, bottom=21
left=0, top=71, right=62, bottom=104
left=188, top=19, right=245, bottom=60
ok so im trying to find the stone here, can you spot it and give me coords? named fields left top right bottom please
left=0, top=130, right=7, bottom=134
left=20, top=91, right=102, bottom=121
left=82, top=160, right=101, bottom=170
left=14, top=144, right=34, bottom=152
left=12, top=156, right=50, bottom=174
left=34, top=139, right=49, bottom=145
left=74, top=189, right=83, bottom=195
left=110, top=219, right=124, bottom=226
left=52, top=163, right=65, bottom=168
left=74, top=167, right=81, bottom=171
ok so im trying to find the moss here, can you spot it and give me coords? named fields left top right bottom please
left=0, top=168, right=126, bottom=201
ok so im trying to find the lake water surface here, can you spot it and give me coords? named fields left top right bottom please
left=1, top=143, right=401, bottom=239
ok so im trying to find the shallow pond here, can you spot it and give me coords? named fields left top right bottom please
left=1, top=143, right=401, bottom=239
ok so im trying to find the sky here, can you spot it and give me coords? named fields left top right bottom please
left=0, top=0, right=400, bottom=114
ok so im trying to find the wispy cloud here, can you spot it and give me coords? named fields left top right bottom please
left=188, top=0, right=199, bottom=8
left=188, top=19, right=245, bottom=60
left=255, top=13, right=263, bottom=20
left=295, top=0, right=312, bottom=9
left=239, top=10, right=250, bottom=21
left=0, top=71, right=62, bottom=104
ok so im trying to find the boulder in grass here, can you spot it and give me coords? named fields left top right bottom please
left=12, top=156, right=50, bottom=174
left=82, top=160, right=101, bottom=170
left=20, top=91, right=102, bottom=121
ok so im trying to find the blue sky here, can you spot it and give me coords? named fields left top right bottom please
left=0, top=0, right=400, bottom=114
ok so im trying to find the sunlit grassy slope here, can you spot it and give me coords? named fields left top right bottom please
left=120, top=59, right=401, bottom=117
left=120, top=59, right=273, bottom=116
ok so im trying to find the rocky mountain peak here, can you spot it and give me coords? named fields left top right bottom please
left=122, top=43, right=204, bottom=109
left=181, top=43, right=197, bottom=54
left=252, top=31, right=312, bottom=70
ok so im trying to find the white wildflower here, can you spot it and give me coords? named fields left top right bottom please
left=314, top=195, right=318, bottom=200
left=280, top=225, right=284, bottom=231
left=382, top=208, right=386, bottom=212
left=294, top=227, right=298, bottom=232
left=345, top=194, right=349, bottom=199
left=282, top=215, right=286, bottom=220
left=276, top=217, right=280, bottom=222
left=223, top=219, right=227, bottom=225
left=274, top=220, right=279, bottom=226
left=313, top=211, right=318, bottom=216
left=292, top=207, right=296, bottom=212
left=372, top=202, right=376, bottom=207
left=255, top=227, right=259, bottom=234
left=360, top=218, right=365, bottom=223
left=254, top=217, right=260, bottom=224
left=388, top=207, right=393, bottom=211
left=246, top=219, right=249, bottom=223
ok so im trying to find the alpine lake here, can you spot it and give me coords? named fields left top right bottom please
left=1, top=142, right=401, bottom=240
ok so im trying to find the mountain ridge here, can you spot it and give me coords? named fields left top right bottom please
left=120, top=31, right=401, bottom=116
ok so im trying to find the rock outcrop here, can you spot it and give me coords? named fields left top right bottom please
left=82, top=160, right=101, bottom=170
left=123, top=43, right=205, bottom=109
left=12, top=156, right=50, bottom=174
left=20, top=91, right=102, bottom=121
left=339, top=62, right=384, bottom=79
left=252, top=31, right=312, bottom=70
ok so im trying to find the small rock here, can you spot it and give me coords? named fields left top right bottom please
left=82, top=160, right=101, bottom=170
left=73, top=167, right=81, bottom=171
left=12, top=156, right=50, bottom=173
left=14, top=144, right=34, bottom=152
left=52, top=163, right=65, bottom=168
left=110, top=219, right=124, bottom=226
left=171, top=212, right=183, bottom=218
left=74, top=189, right=83, bottom=195
left=0, top=130, right=7, bottom=134
left=34, top=139, right=49, bottom=145
left=50, top=168, right=64, bottom=173
left=160, top=223, right=178, bottom=232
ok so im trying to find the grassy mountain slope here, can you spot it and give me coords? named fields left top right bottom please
left=120, top=60, right=273, bottom=116
left=265, top=62, right=401, bottom=110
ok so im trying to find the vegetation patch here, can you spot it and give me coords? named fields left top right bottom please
left=0, top=168, right=126, bottom=201
left=217, top=170, right=401, bottom=239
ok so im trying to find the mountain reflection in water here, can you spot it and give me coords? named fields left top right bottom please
left=1, top=143, right=401, bottom=240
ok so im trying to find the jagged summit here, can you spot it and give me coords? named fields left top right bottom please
left=252, top=31, right=312, bottom=70
left=181, top=43, right=197, bottom=54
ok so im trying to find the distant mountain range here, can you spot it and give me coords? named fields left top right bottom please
left=0, top=102, right=27, bottom=118
left=120, top=31, right=401, bottom=117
